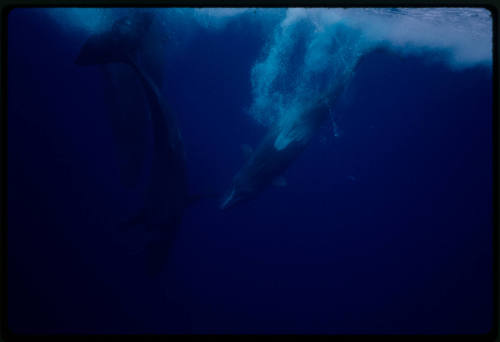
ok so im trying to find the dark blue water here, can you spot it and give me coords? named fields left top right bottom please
left=7, top=8, right=493, bottom=334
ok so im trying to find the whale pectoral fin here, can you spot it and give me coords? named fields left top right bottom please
left=241, top=144, right=253, bottom=159
left=272, top=176, right=287, bottom=187
left=274, top=132, right=291, bottom=151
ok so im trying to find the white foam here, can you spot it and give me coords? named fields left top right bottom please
left=42, top=8, right=492, bottom=66
left=247, top=8, right=492, bottom=134
left=45, top=8, right=112, bottom=34
left=192, top=8, right=250, bottom=29
left=41, top=8, right=492, bottom=135
left=344, top=8, right=492, bottom=67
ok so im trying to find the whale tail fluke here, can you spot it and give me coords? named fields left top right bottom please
left=75, top=12, right=154, bottom=66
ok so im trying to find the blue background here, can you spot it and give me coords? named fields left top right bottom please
left=7, top=8, right=493, bottom=334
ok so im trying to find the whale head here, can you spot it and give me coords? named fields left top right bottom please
left=219, top=182, right=254, bottom=210
left=220, top=186, right=243, bottom=210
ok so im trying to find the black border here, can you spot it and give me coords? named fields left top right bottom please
left=0, top=0, right=498, bottom=340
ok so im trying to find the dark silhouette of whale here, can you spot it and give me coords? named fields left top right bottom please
left=220, top=61, right=363, bottom=210
left=76, top=13, right=189, bottom=275
left=220, top=99, right=330, bottom=210
left=98, top=21, right=168, bottom=189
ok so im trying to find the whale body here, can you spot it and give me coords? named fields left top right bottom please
left=220, top=57, right=363, bottom=210
left=76, top=13, right=189, bottom=275
left=220, top=99, right=330, bottom=210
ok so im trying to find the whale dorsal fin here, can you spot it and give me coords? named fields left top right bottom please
left=272, top=176, right=287, bottom=187
left=241, top=144, right=253, bottom=159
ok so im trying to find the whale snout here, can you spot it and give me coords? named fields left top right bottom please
left=220, top=188, right=237, bottom=210
left=219, top=184, right=254, bottom=210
